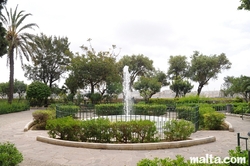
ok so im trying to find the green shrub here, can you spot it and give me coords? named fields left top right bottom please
left=111, top=121, right=133, bottom=143
left=198, top=105, right=216, bottom=128
left=0, top=142, right=23, bottom=166
left=26, top=81, right=51, bottom=107
left=203, top=112, right=225, bottom=130
left=56, top=105, right=79, bottom=118
left=32, top=109, right=56, bottom=130
left=81, top=118, right=112, bottom=143
left=163, top=119, right=194, bottom=141
left=134, top=104, right=166, bottom=116
left=95, top=103, right=123, bottom=116
left=46, top=116, right=82, bottom=141
left=137, top=155, right=189, bottom=166
left=228, top=147, right=248, bottom=166
left=0, top=100, right=30, bottom=115
left=130, top=120, right=158, bottom=143
left=148, top=98, right=175, bottom=105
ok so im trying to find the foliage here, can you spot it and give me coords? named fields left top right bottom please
left=148, top=98, right=175, bottom=105
left=170, top=77, right=193, bottom=98
left=130, top=120, right=158, bottom=143
left=46, top=117, right=158, bottom=143
left=118, top=54, right=154, bottom=90
left=221, top=75, right=250, bottom=102
left=68, top=46, right=120, bottom=104
left=0, top=5, right=38, bottom=104
left=104, top=81, right=122, bottom=103
left=203, top=112, right=225, bottom=130
left=0, top=142, right=23, bottom=166
left=134, top=70, right=168, bottom=103
left=85, top=92, right=102, bottom=104
left=0, top=100, right=30, bottom=114
left=46, top=116, right=82, bottom=141
left=26, top=81, right=51, bottom=107
left=111, top=121, right=132, bottom=143
left=32, top=109, right=56, bottom=130
left=164, top=119, right=194, bottom=141
left=134, top=76, right=162, bottom=103
left=56, top=105, right=79, bottom=118
left=167, top=55, right=190, bottom=79
left=0, top=0, right=8, bottom=58
left=0, top=82, right=8, bottom=98
left=238, top=0, right=250, bottom=10
left=95, top=103, right=123, bottom=115
left=81, top=118, right=112, bottom=143
left=14, top=79, right=27, bottom=100
left=228, top=146, right=248, bottom=166
left=24, top=33, right=72, bottom=89
left=189, top=51, right=231, bottom=96
left=134, top=104, right=166, bottom=116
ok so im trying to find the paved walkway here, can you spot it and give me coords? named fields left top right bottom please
left=0, top=109, right=249, bottom=166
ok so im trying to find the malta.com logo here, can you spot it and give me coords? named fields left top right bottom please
left=189, top=154, right=246, bottom=164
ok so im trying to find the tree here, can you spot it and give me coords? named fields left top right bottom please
left=221, top=75, right=250, bottom=101
left=0, top=82, right=8, bottom=98
left=24, top=33, right=72, bottom=89
left=0, top=0, right=8, bottom=57
left=26, top=81, right=51, bottom=107
left=118, top=54, right=154, bottom=91
left=167, top=55, right=190, bottom=79
left=189, top=51, right=231, bottom=96
left=134, top=70, right=167, bottom=103
left=64, top=73, right=79, bottom=102
left=170, top=77, right=193, bottom=98
left=0, top=5, right=38, bottom=104
left=14, top=79, right=27, bottom=100
left=238, top=0, right=250, bottom=10
left=68, top=46, right=120, bottom=104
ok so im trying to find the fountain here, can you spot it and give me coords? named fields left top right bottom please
left=123, top=65, right=132, bottom=116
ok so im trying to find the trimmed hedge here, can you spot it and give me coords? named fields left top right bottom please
left=95, top=103, right=123, bottom=116
left=56, top=105, right=79, bottom=118
left=0, top=100, right=30, bottom=115
left=46, top=117, right=158, bottom=143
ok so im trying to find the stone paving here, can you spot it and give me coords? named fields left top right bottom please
left=0, top=108, right=249, bottom=166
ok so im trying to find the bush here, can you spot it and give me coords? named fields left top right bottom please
left=46, top=116, right=82, bottom=141
left=134, top=104, right=166, bottom=116
left=81, top=118, right=112, bottom=143
left=95, top=103, right=123, bottom=116
left=0, top=100, right=30, bottom=115
left=56, top=105, right=79, bottom=118
left=0, top=142, right=23, bottom=166
left=32, top=109, right=56, bottom=130
left=26, top=81, right=51, bottom=107
left=163, top=119, right=194, bottom=141
left=130, top=120, right=158, bottom=143
left=203, top=112, right=225, bottom=130
left=198, top=105, right=216, bottom=128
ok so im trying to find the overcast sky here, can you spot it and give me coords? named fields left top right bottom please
left=1, top=0, right=250, bottom=92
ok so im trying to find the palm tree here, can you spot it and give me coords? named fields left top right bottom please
left=0, top=5, right=38, bottom=104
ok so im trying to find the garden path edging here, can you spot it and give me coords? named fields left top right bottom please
left=36, top=135, right=216, bottom=150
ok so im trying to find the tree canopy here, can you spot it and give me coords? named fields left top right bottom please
left=24, top=33, right=72, bottom=89
left=189, top=51, right=231, bottom=96
left=118, top=54, right=154, bottom=91
left=238, top=0, right=250, bottom=10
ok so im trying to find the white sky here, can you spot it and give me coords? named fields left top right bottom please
left=1, top=0, right=250, bottom=92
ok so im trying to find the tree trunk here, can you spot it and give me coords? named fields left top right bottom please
left=8, top=48, right=14, bottom=104
left=197, top=84, right=203, bottom=96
